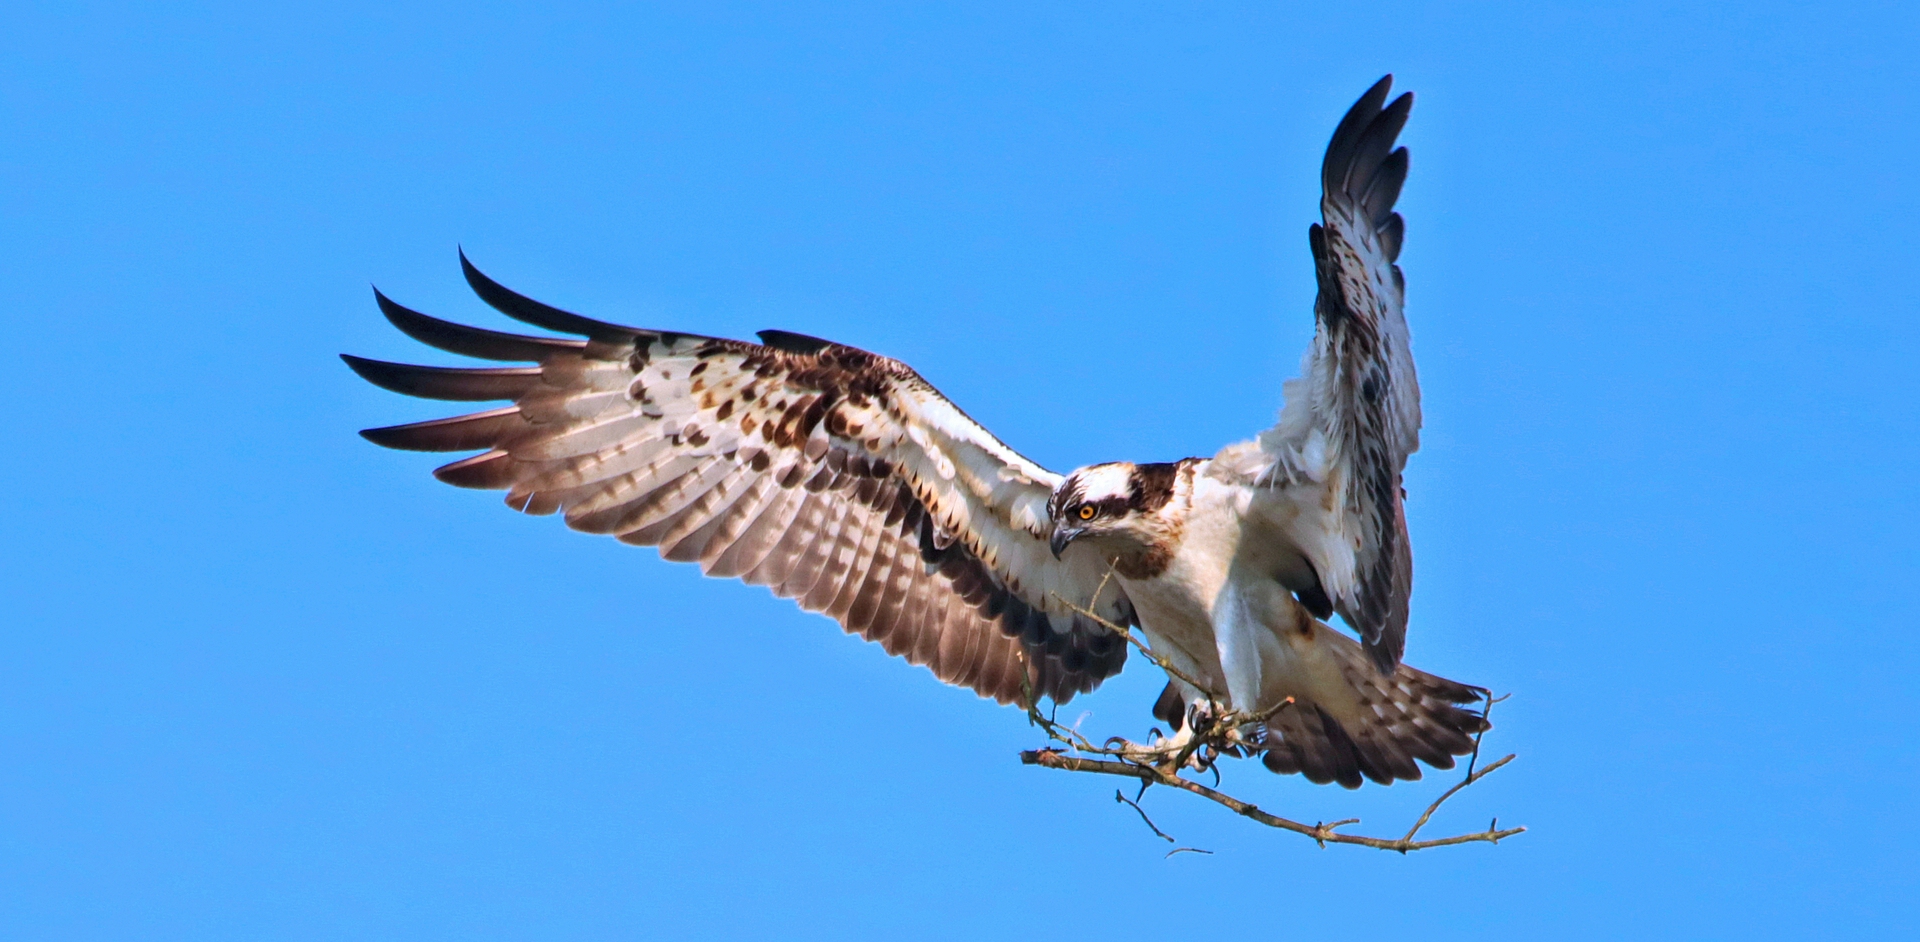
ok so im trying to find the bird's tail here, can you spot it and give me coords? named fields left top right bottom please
left=1256, top=621, right=1489, bottom=789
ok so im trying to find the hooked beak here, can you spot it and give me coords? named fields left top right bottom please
left=1049, top=525, right=1085, bottom=560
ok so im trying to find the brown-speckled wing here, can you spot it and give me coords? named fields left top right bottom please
left=345, top=252, right=1128, bottom=704
left=1308, top=76, right=1423, bottom=673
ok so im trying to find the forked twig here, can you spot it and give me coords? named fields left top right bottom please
left=1021, top=575, right=1526, bottom=854
left=1020, top=741, right=1523, bottom=852
left=1399, top=754, right=1517, bottom=844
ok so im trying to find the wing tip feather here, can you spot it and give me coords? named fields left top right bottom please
left=1322, top=77, right=1414, bottom=223
left=458, top=247, right=641, bottom=342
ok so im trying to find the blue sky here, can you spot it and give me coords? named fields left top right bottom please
left=3, top=1, right=1916, bottom=938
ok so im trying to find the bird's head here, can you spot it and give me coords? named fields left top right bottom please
left=1047, top=461, right=1181, bottom=560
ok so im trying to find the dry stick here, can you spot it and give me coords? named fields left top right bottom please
left=1399, top=754, right=1518, bottom=844
left=1018, top=694, right=1524, bottom=851
left=1464, top=691, right=1510, bottom=780
left=1021, top=578, right=1526, bottom=853
left=1114, top=789, right=1177, bottom=844
left=1021, top=748, right=1524, bottom=852
left=1058, top=584, right=1215, bottom=699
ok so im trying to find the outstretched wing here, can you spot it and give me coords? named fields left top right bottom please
left=1248, top=76, right=1422, bottom=673
left=346, top=253, right=1130, bottom=704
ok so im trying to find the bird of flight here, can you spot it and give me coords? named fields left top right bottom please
left=346, top=76, right=1488, bottom=789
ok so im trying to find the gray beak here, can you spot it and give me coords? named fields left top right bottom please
left=1049, top=526, right=1083, bottom=560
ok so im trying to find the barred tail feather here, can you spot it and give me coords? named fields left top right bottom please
left=1259, top=621, right=1486, bottom=788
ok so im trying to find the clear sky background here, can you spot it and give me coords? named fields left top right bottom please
left=3, top=2, right=1916, bottom=938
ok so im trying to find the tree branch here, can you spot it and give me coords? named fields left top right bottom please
left=1029, top=575, right=1524, bottom=853
left=1020, top=744, right=1523, bottom=852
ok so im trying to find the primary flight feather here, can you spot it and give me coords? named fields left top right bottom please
left=348, top=75, right=1486, bottom=788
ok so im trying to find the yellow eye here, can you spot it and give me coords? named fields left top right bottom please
left=1077, top=505, right=1096, bottom=521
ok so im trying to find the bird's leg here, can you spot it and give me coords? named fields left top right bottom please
left=1089, top=713, right=1199, bottom=769
left=1098, top=699, right=1243, bottom=772
left=1095, top=680, right=1274, bottom=772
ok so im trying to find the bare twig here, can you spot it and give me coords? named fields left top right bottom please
left=1054, top=589, right=1215, bottom=698
left=1020, top=743, right=1524, bottom=852
left=1464, top=691, right=1509, bottom=780
left=1114, top=789, right=1176, bottom=844
left=1398, top=753, right=1517, bottom=844
left=1027, top=573, right=1524, bottom=853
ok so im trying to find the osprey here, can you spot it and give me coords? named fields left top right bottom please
left=346, top=76, right=1487, bottom=789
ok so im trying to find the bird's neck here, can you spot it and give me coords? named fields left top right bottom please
left=1103, top=507, right=1185, bottom=581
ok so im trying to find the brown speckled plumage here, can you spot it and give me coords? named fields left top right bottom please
left=347, top=252, right=1124, bottom=704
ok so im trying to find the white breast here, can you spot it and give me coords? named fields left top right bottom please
left=1116, top=474, right=1246, bottom=696
left=1120, top=471, right=1343, bottom=711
